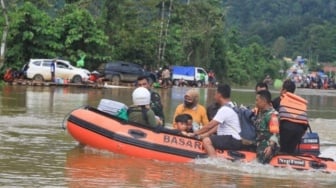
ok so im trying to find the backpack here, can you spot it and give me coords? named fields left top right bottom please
left=227, top=105, right=256, bottom=144
left=127, top=106, right=149, bottom=124
left=97, top=99, right=128, bottom=120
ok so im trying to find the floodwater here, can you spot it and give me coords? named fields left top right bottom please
left=0, top=85, right=335, bottom=187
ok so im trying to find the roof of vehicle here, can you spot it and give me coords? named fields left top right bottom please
left=106, top=61, right=141, bottom=66
left=29, top=59, right=71, bottom=63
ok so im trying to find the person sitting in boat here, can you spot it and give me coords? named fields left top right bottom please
left=184, top=113, right=194, bottom=133
left=206, top=102, right=221, bottom=121
left=251, top=82, right=269, bottom=116
left=272, top=79, right=308, bottom=154
left=136, top=76, right=165, bottom=125
left=174, top=113, right=194, bottom=133
left=173, top=89, right=209, bottom=131
left=186, top=84, right=242, bottom=157
left=128, top=87, right=162, bottom=128
left=155, top=114, right=192, bottom=136
left=255, top=82, right=268, bottom=93
left=255, top=90, right=280, bottom=164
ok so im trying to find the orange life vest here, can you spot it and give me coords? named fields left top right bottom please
left=279, top=92, right=309, bottom=125
left=269, top=112, right=280, bottom=134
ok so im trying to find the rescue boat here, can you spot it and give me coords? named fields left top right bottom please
left=65, top=106, right=336, bottom=173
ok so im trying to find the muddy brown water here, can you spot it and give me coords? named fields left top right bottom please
left=0, top=85, right=335, bottom=187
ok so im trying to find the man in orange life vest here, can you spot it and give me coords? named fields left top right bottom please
left=272, top=79, right=308, bottom=154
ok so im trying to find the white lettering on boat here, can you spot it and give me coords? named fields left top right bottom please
left=278, top=158, right=305, bottom=166
left=163, top=135, right=202, bottom=150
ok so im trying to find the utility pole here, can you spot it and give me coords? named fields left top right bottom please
left=157, top=1, right=165, bottom=67
left=161, top=0, right=173, bottom=62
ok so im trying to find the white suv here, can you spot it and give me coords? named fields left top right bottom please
left=26, top=59, right=90, bottom=83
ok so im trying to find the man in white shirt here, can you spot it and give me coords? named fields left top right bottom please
left=187, top=84, right=242, bottom=157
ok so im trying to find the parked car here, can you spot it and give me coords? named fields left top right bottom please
left=104, top=61, right=156, bottom=83
left=26, top=59, right=90, bottom=83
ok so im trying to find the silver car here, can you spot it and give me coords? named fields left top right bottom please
left=26, top=59, right=90, bottom=83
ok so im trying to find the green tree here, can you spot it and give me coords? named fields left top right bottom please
left=169, top=0, right=225, bottom=67
left=224, top=0, right=336, bottom=62
left=272, top=36, right=287, bottom=58
left=5, top=2, right=59, bottom=68
left=55, top=4, right=109, bottom=70
left=101, top=0, right=161, bottom=68
left=0, top=0, right=9, bottom=69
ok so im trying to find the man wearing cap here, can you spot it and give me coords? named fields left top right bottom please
left=173, top=89, right=209, bottom=130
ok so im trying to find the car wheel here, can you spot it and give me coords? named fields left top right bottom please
left=111, top=75, right=120, bottom=84
left=197, top=81, right=203, bottom=87
left=72, top=75, right=82, bottom=83
left=33, top=74, right=44, bottom=82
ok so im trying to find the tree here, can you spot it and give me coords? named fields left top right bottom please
left=101, top=0, right=161, bottom=68
left=5, top=2, right=59, bottom=69
left=272, top=36, right=287, bottom=58
left=160, top=0, right=173, bottom=64
left=0, top=0, right=9, bottom=69
left=169, top=0, right=225, bottom=66
left=55, top=4, right=109, bottom=70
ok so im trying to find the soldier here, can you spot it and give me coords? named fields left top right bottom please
left=255, top=90, right=280, bottom=163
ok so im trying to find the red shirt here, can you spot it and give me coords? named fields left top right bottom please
left=89, top=74, right=98, bottom=82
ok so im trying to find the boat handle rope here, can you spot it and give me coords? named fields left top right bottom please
left=61, top=105, right=88, bottom=130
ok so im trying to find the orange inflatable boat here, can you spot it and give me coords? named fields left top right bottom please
left=65, top=106, right=336, bottom=173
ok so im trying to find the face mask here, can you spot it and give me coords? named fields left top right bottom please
left=184, top=100, right=195, bottom=108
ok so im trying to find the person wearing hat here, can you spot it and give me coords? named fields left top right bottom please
left=128, top=87, right=162, bottom=128
left=136, top=76, right=165, bottom=125
left=173, top=89, right=209, bottom=130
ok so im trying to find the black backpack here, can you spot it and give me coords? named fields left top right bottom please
left=228, top=105, right=256, bottom=144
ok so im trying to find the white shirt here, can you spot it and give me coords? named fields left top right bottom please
left=213, top=102, right=241, bottom=140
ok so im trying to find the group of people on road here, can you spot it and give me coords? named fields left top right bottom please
left=126, top=75, right=309, bottom=164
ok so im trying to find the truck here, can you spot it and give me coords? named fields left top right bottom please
left=171, top=66, right=208, bottom=87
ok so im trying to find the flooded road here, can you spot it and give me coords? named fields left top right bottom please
left=0, top=85, right=335, bottom=187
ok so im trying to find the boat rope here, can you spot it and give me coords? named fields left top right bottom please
left=61, top=105, right=88, bottom=130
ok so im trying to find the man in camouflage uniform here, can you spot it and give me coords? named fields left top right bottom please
left=136, top=76, right=165, bottom=125
left=254, top=90, right=280, bottom=164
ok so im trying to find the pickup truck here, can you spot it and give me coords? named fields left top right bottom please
left=171, top=66, right=208, bottom=87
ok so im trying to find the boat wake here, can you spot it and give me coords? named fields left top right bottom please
left=192, top=156, right=335, bottom=182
